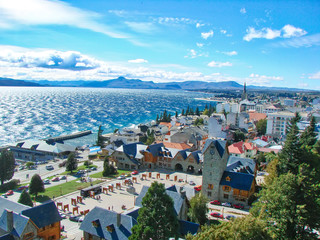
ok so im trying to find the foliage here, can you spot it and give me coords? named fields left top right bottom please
left=264, top=158, right=279, bottom=186
left=188, top=193, right=208, bottom=225
left=158, top=109, right=172, bottom=122
left=234, top=130, right=245, bottom=142
left=194, top=118, right=204, bottom=126
left=129, top=182, right=179, bottom=240
left=300, top=116, right=317, bottom=147
left=192, top=215, right=271, bottom=240
left=102, top=156, right=117, bottom=177
left=145, top=129, right=155, bottom=145
left=0, top=150, right=15, bottom=185
left=96, top=125, right=104, bottom=147
left=29, top=174, right=45, bottom=198
left=84, top=160, right=90, bottom=167
left=66, top=152, right=77, bottom=173
left=26, top=161, right=35, bottom=168
left=256, top=152, right=266, bottom=166
left=18, top=189, right=33, bottom=207
left=256, top=119, right=267, bottom=136
left=0, top=179, right=20, bottom=192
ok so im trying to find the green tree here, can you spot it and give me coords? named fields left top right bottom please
left=234, top=130, right=245, bottom=142
left=102, top=156, right=116, bottom=177
left=195, top=107, right=200, bottom=116
left=0, top=150, right=15, bottom=185
left=18, top=189, right=33, bottom=207
left=29, top=174, right=45, bottom=198
left=188, top=193, right=208, bottom=225
left=66, top=152, right=77, bottom=173
left=202, top=108, right=209, bottom=116
left=96, top=125, right=104, bottom=147
left=300, top=116, right=317, bottom=147
left=256, top=119, right=267, bottom=135
left=181, top=109, right=185, bottom=116
left=129, top=182, right=179, bottom=240
left=191, top=215, right=271, bottom=240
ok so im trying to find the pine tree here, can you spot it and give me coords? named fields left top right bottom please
left=195, top=107, right=200, bottom=116
left=18, top=189, right=33, bottom=207
left=102, top=156, right=111, bottom=177
left=129, top=182, right=179, bottom=240
left=0, top=150, right=15, bottom=185
left=300, top=116, right=317, bottom=147
left=181, top=109, right=185, bottom=116
left=96, top=125, right=104, bottom=147
left=29, top=174, right=45, bottom=198
left=175, top=111, right=178, bottom=118
left=66, top=152, right=77, bottom=173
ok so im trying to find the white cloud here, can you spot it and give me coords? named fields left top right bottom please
left=244, top=25, right=307, bottom=42
left=128, top=59, right=148, bottom=63
left=155, top=17, right=196, bottom=26
left=201, top=30, right=214, bottom=40
left=196, top=43, right=204, bottom=48
left=208, top=61, right=232, bottom=68
left=274, top=33, right=320, bottom=48
left=240, top=8, right=246, bottom=14
left=196, top=23, right=205, bottom=28
left=308, top=71, right=320, bottom=79
left=0, top=0, right=129, bottom=39
left=220, top=30, right=227, bottom=34
left=282, top=24, right=307, bottom=38
left=249, top=73, right=283, bottom=81
left=124, top=21, right=155, bottom=34
left=222, top=51, right=238, bottom=56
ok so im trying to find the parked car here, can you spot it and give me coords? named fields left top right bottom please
left=43, top=179, right=50, bottom=184
left=46, top=165, right=54, bottom=170
left=117, top=175, right=126, bottom=180
left=189, top=180, right=195, bottom=185
left=233, top=203, right=245, bottom=209
left=51, top=177, right=60, bottom=182
left=59, top=175, right=67, bottom=180
left=5, top=190, right=14, bottom=196
left=210, top=200, right=221, bottom=205
left=226, top=215, right=236, bottom=220
left=90, top=167, right=97, bottom=171
left=69, top=216, right=83, bottom=222
left=59, top=161, right=67, bottom=168
left=194, top=185, right=202, bottom=191
left=18, top=166, right=25, bottom=170
left=131, top=170, right=138, bottom=175
left=222, top=202, right=232, bottom=207
left=210, top=212, right=223, bottom=219
left=17, top=185, right=29, bottom=191
left=60, top=214, right=67, bottom=219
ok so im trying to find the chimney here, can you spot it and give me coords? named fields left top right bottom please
left=6, top=210, right=13, bottom=232
left=117, top=213, right=121, bottom=227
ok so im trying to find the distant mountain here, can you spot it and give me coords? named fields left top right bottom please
left=0, top=76, right=315, bottom=92
left=0, top=78, right=41, bottom=87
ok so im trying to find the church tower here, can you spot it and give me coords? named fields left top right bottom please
left=202, top=140, right=229, bottom=200
left=241, top=82, right=247, bottom=100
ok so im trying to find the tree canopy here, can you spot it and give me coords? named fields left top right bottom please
left=256, top=119, right=267, bottom=136
left=188, top=193, right=208, bottom=225
left=29, top=174, right=45, bottom=198
left=129, top=182, right=179, bottom=240
left=96, top=125, right=104, bottom=147
left=66, top=152, right=77, bottom=173
left=18, top=189, right=33, bottom=207
left=0, top=150, right=15, bottom=185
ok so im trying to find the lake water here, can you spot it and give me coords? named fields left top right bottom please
left=0, top=87, right=214, bottom=147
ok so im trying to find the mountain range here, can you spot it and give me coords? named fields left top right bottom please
left=0, top=76, right=313, bottom=92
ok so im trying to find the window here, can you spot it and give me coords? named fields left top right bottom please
left=223, top=186, right=231, bottom=192
left=208, top=184, right=213, bottom=190
left=23, top=232, right=34, bottom=240
left=48, top=236, right=56, bottom=240
left=224, top=194, right=229, bottom=199
left=207, top=191, right=211, bottom=197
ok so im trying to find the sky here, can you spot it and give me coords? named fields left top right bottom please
left=0, top=0, right=319, bottom=89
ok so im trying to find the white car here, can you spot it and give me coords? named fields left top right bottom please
left=117, top=175, right=126, bottom=180
left=43, top=179, right=50, bottom=184
left=189, top=180, right=195, bottom=185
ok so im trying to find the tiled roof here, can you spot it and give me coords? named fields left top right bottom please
left=21, top=201, right=61, bottom=229
left=258, top=147, right=280, bottom=154
left=80, top=207, right=137, bottom=240
left=226, top=156, right=256, bottom=174
left=0, top=198, right=30, bottom=215
left=146, top=143, right=164, bottom=157
left=161, top=142, right=191, bottom=150
left=249, top=112, right=267, bottom=122
left=0, top=211, right=29, bottom=237
left=220, top=171, right=255, bottom=191
left=202, top=139, right=227, bottom=158
left=252, top=139, right=269, bottom=147
left=179, top=220, right=199, bottom=236
left=228, top=141, right=256, bottom=154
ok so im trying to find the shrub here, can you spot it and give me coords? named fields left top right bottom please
left=0, top=179, right=20, bottom=192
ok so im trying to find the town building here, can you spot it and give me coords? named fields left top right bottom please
left=266, top=111, right=295, bottom=136
left=0, top=198, right=62, bottom=240
left=228, top=141, right=257, bottom=158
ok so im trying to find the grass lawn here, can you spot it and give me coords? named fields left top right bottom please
left=89, top=169, right=132, bottom=179
left=33, top=179, right=104, bottom=202
left=61, top=164, right=98, bottom=175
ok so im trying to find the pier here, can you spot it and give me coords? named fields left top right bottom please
left=43, top=130, right=92, bottom=143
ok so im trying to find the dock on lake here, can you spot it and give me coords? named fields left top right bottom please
left=43, top=130, right=92, bottom=143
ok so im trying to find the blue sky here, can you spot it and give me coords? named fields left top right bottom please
left=0, top=0, right=319, bottom=89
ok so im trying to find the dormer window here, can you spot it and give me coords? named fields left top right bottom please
left=226, top=176, right=231, bottom=181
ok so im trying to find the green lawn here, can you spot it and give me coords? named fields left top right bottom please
left=61, top=164, right=98, bottom=175
left=89, top=169, right=132, bottom=179
left=33, top=179, right=104, bottom=202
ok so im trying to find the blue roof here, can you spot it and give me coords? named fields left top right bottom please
left=80, top=207, right=137, bottom=240
left=202, top=139, right=227, bottom=158
left=0, top=198, right=30, bottom=214
left=220, top=171, right=255, bottom=191
left=135, top=186, right=184, bottom=216
left=21, top=200, right=61, bottom=229
left=179, top=220, right=199, bottom=236
left=0, top=234, right=14, bottom=240
left=147, top=143, right=164, bottom=157
left=0, top=211, right=29, bottom=237
left=190, top=150, right=202, bottom=164
left=227, top=156, right=256, bottom=174
left=252, top=139, right=268, bottom=147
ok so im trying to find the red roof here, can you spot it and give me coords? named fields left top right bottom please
left=161, top=142, right=192, bottom=150
left=228, top=141, right=257, bottom=154
left=249, top=112, right=267, bottom=122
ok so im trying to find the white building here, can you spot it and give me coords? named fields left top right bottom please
left=266, top=111, right=295, bottom=136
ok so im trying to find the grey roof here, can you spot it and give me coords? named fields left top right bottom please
left=135, top=186, right=184, bottom=216
left=146, top=143, right=164, bottom=157
left=80, top=207, right=137, bottom=240
left=21, top=200, right=61, bottom=229
left=0, top=211, right=29, bottom=237
left=226, top=156, right=256, bottom=174
left=202, top=139, right=227, bottom=158
left=12, top=140, right=75, bottom=153
left=0, top=198, right=30, bottom=215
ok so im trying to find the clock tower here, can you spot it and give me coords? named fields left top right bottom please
left=202, top=139, right=229, bottom=200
